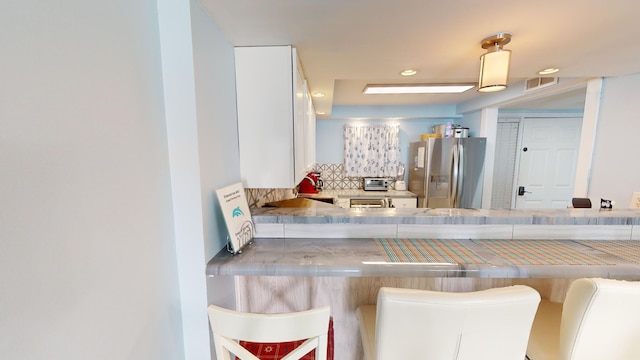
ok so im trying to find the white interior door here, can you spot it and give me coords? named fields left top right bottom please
left=514, top=117, right=582, bottom=208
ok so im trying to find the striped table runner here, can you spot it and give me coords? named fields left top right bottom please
left=472, top=239, right=616, bottom=265
left=376, top=238, right=489, bottom=264
left=577, top=240, right=640, bottom=264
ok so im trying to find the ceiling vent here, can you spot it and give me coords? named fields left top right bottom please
left=525, top=77, right=558, bottom=92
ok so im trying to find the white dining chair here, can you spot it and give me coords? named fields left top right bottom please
left=207, top=304, right=330, bottom=360
left=527, top=278, right=640, bottom=360
left=356, top=285, right=541, bottom=360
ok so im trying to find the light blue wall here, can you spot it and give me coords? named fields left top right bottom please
left=318, top=104, right=486, bottom=168
left=317, top=117, right=484, bottom=180
left=318, top=119, right=448, bottom=163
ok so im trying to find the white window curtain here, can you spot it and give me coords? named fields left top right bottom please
left=344, top=124, right=401, bottom=177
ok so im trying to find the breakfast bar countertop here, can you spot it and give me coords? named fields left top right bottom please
left=249, top=207, right=640, bottom=225
left=206, top=237, right=640, bottom=280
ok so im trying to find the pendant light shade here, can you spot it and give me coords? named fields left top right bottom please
left=478, top=33, right=512, bottom=93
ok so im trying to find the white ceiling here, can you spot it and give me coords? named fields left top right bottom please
left=197, top=0, right=640, bottom=118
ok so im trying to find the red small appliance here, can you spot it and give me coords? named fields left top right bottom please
left=299, top=172, right=323, bottom=194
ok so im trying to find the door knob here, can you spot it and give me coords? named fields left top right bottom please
left=517, top=186, right=532, bottom=196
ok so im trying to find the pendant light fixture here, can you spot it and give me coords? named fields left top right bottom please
left=478, top=32, right=512, bottom=92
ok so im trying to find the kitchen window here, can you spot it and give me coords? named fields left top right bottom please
left=343, top=124, right=401, bottom=177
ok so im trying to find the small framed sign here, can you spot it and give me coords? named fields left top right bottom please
left=631, top=192, right=640, bottom=209
left=216, top=182, right=254, bottom=254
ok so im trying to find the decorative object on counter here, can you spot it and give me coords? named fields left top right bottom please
left=299, top=171, right=323, bottom=194
left=343, top=124, right=401, bottom=177
left=631, top=192, right=640, bottom=208
left=216, top=182, right=254, bottom=254
left=572, top=197, right=592, bottom=208
left=600, top=198, right=613, bottom=210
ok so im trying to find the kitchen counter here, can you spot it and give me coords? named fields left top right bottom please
left=206, top=237, right=640, bottom=279
left=210, top=207, right=640, bottom=360
left=298, top=189, right=418, bottom=199
left=263, top=197, right=338, bottom=208
left=250, top=207, right=640, bottom=225
left=248, top=207, right=640, bottom=241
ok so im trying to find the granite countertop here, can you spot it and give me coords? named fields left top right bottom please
left=249, top=207, right=640, bottom=225
left=206, top=237, right=640, bottom=279
left=263, top=197, right=339, bottom=208
left=298, top=189, right=418, bottom=199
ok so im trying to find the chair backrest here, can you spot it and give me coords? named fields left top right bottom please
left=374, top=285, right=540, bottom=360
left=572, top=197, right=592, bottom=208
left=207, top=304, right=330, bottom=360
left=559, top=278, right=640, bottom=360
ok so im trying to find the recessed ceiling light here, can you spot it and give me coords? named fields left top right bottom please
left=312, top=92, right=325, bottom=97
left=538, top=68, right=560, bottom=75
left=363, top=83, right=475, bottom=94
left=400, top=69, right=417, bottom=76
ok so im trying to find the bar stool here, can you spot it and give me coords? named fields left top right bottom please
left=356, top=285, right=540, bottom=360
left=208, top=304, right=331, bottom=360
left=527, top=278, right=640, bottom=360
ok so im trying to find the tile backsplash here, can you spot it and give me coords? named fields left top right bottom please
left=246, top=163, right=397, bottom=208
left=316, top=163, right=362, bottom=190
left=245, top=188, right=296, bottom=208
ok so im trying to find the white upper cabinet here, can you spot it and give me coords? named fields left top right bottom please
left=303, top=79, right=316, bottom=174
left=234, top=45, right=315, bottom=188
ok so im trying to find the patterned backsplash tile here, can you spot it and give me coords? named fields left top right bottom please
left=245, top=188, right=296, bottom=209
left=246, top=163, right=397, bottom=208
left=316, top=163, right=362, bottom=190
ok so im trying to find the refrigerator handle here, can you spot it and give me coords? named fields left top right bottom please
left=457, top=142, right=465, bottom=207
left=451, top=143, right=459, bottom=207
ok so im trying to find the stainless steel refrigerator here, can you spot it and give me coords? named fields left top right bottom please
left=409, top=138, right=486, bottom=208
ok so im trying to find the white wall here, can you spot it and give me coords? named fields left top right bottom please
left=191, top=0, right=240, bottom=265
left=0, top=1, right=184, bottom=359
left=589, top=73, right=640, bottom=207
left=157, top=0, right=211, bottom=358
left=190, top=0, right=239, bottom=323
left=158, top=1, right=243, bottom=359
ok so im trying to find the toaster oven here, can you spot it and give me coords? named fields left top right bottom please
left=363, top=178, right=391, bottom=191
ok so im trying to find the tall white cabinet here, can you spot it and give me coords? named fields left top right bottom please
left=234, top=45, right=316, bottom=188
